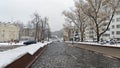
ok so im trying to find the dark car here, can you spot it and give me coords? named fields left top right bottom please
left=23, top=40, right=36, bottom=45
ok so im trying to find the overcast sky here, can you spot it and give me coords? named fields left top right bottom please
left=0, top=0, right=74, bottom=32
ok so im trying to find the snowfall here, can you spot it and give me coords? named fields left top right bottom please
left=0, top=41, right=52, bottom=68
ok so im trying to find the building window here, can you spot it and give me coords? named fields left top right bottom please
left=103, top=23, right=107, bottom=26
left=116, top=25, right=120, bottom=28
left=116, top=31, right=120, bottom=35
left=112, top=25, right=114, bottom=28
left=103, top=34, right=110, bottom=36
left=112, top=19, right=115, bottom=22
left=116, top=11, right=120, bottom=15
left=112, top=31, right=114, bottom=35
left=116, top=18, right=120, bottom=22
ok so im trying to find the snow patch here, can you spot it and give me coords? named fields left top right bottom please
left=65, top=41, right=120, bottom=47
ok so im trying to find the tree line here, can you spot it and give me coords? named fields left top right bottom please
left=63, top=0, right=120, bottom=42
left=30, top=13, right=51, bottom=42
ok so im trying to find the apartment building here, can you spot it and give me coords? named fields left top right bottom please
left=21, top=27, right=35, bottom=40
left=86, top=2, right=120, bottom=41
left=63, top=26, right=74, bottom=41
left=63, top=25, right=79, bottom=41
left=86, top=14, right=120, bottom=41
left=110, top=9, right=120, bottom=40
left=0, top=23, right=19, bottom=42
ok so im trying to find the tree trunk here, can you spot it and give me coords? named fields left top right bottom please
left=96, top=27, right=100, bottom=43
left=35, top=23, right=38, bottom=41
left=81, top=31, right=84, bottom=42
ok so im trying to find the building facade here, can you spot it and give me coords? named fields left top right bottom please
left=0, top=23, right=19, bottom=42
left=110, top=9, right=120, bottom=40
left=21, top=27, right=35, bottom=40
left=85, top=2, right=120, bottom=41
left=63, top=25, right=79, bottom=41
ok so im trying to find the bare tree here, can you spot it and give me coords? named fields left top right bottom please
left=44, top=22, right=51, bottom=41
left=80, top=0, right=120, bottom=42
left=40, top=17, right=48, bottom=42
left=31, top=13, right=41, bottom=41
left=63, top=0, right=88, bottom=42
left=30, top=12, right=50, bottom=42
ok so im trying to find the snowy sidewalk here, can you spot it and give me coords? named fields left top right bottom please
left=66, top=41, right=120, bottom=48
left=66, top=41, right=120, bottom=59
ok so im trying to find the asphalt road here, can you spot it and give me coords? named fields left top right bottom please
left=31, top=42, right=120, bottom=68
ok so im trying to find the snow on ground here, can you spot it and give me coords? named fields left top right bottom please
left=65, top=41, right=120, bottom=47
left=0, top=42, right=24, bottom=46
left=0, top=41, right=52, bottom=68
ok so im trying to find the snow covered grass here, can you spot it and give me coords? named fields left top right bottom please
left=66, top=41, right=101, bottom=45
left=65, top=41, right=120, bottom=47
left=0, top=41, right=52, bottom=68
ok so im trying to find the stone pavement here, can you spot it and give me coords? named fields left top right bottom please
left=31, top=42, right=120, bottom=68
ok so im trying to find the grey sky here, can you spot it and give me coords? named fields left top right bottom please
left=0, top=0, right=74, bottom=31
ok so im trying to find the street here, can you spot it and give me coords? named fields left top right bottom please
left=31, top=42, right=120, bottom=68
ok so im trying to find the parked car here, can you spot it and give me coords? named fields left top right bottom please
left=99, top=41, right=106, bottom=44
left=23, top=40, right=36, bottom=45
left=109, top=39, right=117, bottom=44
